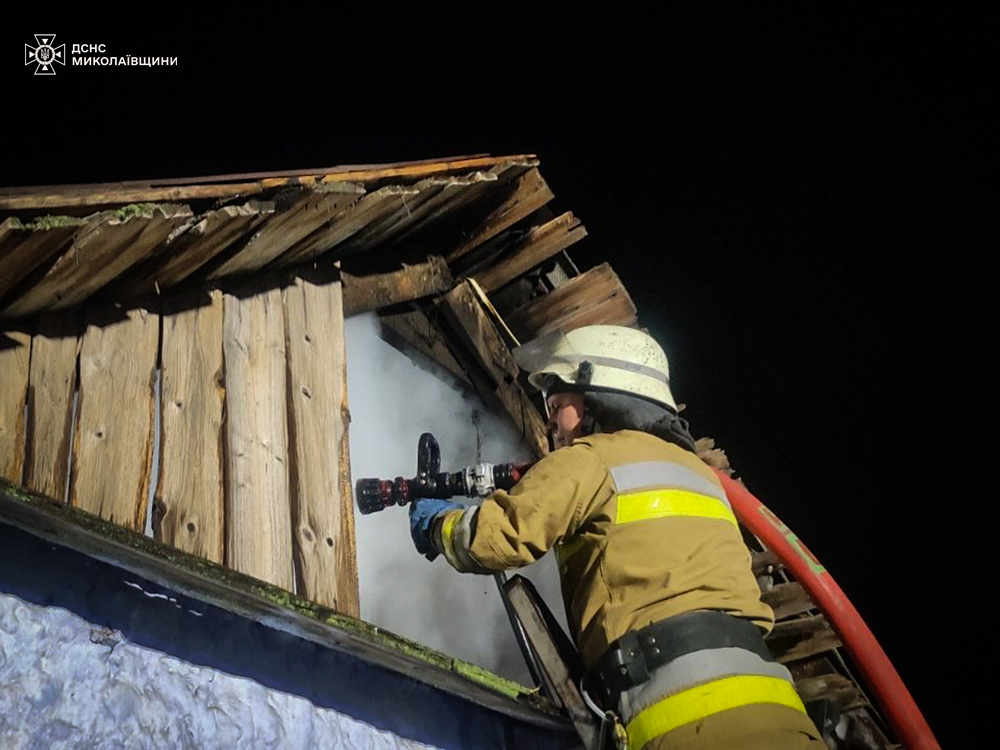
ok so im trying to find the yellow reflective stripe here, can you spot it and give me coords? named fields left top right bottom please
left=626, top=674, right=807, bottom=750
left=439, top=510, right=463, bottom=559
left=616, top=489, right=738, bottom=528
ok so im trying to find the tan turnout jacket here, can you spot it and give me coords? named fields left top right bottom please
left=436, top=429, right=773, bottom=667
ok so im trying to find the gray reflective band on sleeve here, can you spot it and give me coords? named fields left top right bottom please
left=618, top=647, right=796, bottom=722
left=566, top=354, right=670, bottom=385
left=447, top=506, right=494, bottom=575
left=610, top=461, right=729, bottom=506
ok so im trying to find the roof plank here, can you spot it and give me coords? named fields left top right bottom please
left=441, top=282, right=548, bottom=457
left=2, top=205, right=192, bottom=319
left=471, top=212, right=587, bottom=293
left=0, top=218, right=82, bottom=302
left=505, top=262, right=637, bottom=341
left=342, top=256, right=452, bottom=317
left=446, top=168, right=554, bottom=263
left=114, top=202, right=274, bottom=296
left=209, top=185, right=364, bottom=278
left=274, top=186, right=419, bottom=268
left=0, top=155, right=537, bottom=213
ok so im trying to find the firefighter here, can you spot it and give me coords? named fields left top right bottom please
left=409, top=325, right=824, bottom=749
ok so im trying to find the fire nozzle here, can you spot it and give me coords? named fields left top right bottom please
left=355, top=432, right=533, bottom=514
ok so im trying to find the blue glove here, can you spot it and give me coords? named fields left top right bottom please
left=409, top=498, right=465, bottom=560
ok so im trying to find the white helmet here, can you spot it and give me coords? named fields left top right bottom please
left=512, top=325, right=678, bottom=412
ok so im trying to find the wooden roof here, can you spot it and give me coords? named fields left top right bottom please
left=0, top=154, right=898, bottom=747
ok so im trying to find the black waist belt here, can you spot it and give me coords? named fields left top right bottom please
left=587, top=611, right=774, bottom=706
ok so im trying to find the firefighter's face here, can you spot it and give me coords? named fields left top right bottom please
left=546, top=392, right=585, bottom=449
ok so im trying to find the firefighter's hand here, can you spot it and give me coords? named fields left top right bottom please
left=409, top=498, right=464, bottom=561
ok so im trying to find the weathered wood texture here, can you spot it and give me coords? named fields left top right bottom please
left=442, top=282, right=548, bottom=457
left=283, top=274, right=359, bottom=615
left=118, top=202, right=274, bottom=295
left=472, top=212, right=588, bottom=293
left=3, top=205, right=192, bottom=319
left=507, top=262, right=637, bottom=341
left=0, top=218, right=81, bottom=302
left=23, top=313, right=79, bottom=502
left=795, top=672, right=865, bottom=710
left=222, top=287, right=295, bottom=590
left=379, top=307, right=471, bottom=387
left=276, top=186, right=418, bottom=267
left=333, top=178, right=454, bottom=255
left=766, top=615, right=843, bottom=664
left=342, top=256, right=452, bottom=316
left=209, top=185, right=365, bottom=277
left=71, top=306, right=159, bottom=531
left=761, top=581, right=815, bottom=620
left=446, top=168, right=555, bottom=262
left=386, top=172, right=499, bottom=248
left=0, top=479, right=568, bottom=733
left=0, top=330, right=31, bottom=482
left=155, top=289, right=225, bottom=563
left=0, top=154, right=537, bottom=212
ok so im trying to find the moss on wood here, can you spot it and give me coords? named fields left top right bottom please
left=0, top=478, right=550, bottom=712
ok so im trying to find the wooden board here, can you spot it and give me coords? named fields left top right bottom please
left=342, top=256, right=452, bottom=317
left=379, top=307, right=471, bottom=387
left=387, top=171, right=499, bottom=248
left=0, top=218, right=81, bottom=304
left=332, top=177, right=454, bottom=254
left=506, top=262, right=637, bottom=341
left=0, top=330, right=31, bottom=482
left=441, top=282, right=548, bottom=456
left=23, top=312, right=80, bottom=502
left=762, top=581, right=815, bottom=620
left=0, top=154, right=537, bottom=212
left=446, top=168, right=555, bottom=262
left=154, top=289, right=225, bottom=563
left=766, top=615, right=843, bottom=664
left=70, top=305, right=159, bottom=531
left=222, top=285, right=295, bottom=590
left=472, top=212, right=588, bottom=293
left=283, top=273, right=359, bottom=614
left=208, top=185, right=365, bottom=277
left=114, top=202, right=274, bottom=296
left=275, top=186, right=419, bottom=268
left=795, top=672, right=864, bottom=710
left=2, top=205, right=192, bottom=319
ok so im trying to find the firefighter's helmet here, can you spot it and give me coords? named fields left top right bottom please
left=513, top=325, right=678, bottom=413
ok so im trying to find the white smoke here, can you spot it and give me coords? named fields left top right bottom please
left=345, top=313, right=567, bottom=684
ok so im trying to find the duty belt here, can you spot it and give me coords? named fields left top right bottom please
left=587, top=611, right=774, bottom=707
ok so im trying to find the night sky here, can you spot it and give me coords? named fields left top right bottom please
left=8, top=25, right=982, bottom=747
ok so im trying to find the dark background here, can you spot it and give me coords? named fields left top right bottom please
left=8, top=23, right=984, bottom=747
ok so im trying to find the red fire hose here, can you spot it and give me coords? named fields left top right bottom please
left=715, top=471, right=939, bottom=750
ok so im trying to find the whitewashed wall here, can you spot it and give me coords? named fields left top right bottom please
left=0, top=591, right=436, bottom=750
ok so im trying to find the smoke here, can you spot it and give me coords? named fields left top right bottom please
left=345, top=313, right=567, bottom=684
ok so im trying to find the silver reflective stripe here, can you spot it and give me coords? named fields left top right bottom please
left=565, top=354, right=670, bottom=385
left=618, top=647, right=796, bottom=723
left=610, top=461, right=729, bottom=507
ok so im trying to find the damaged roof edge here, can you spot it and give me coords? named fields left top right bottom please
left=0, top=478, right=569, bottom=733
left=0, top=154, right=540, bottom=212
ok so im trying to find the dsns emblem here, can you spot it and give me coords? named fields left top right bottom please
left=25, top=34, right=65, bottom=75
